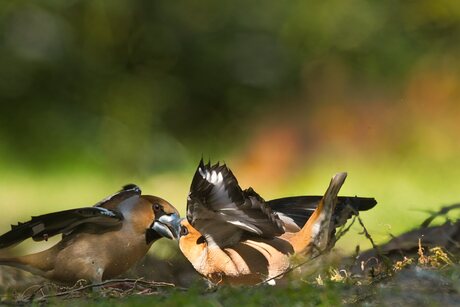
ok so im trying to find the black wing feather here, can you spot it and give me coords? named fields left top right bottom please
left=0, top=207, right=123, bottom=248
left=187, top=160, right=284, bottom=247
left=0, top=184, right=139, bottom=249
left=268, top=195, right=377, bottom=228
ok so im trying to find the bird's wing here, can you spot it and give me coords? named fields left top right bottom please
left=95, top=183, right=141, bottom=209
left=0, top=185, right=140, bottom=249
left=267, top=195, right=377, bottom=231
left=186, top=160, right=284, bottom=247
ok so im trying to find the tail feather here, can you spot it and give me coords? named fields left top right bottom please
left=0, top=254, right=52, bottom=277
left=286, top=172, right=348, bottom=254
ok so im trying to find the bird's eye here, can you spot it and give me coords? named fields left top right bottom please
left=153, top=203, right=161, bottom=212
left=180, top=225, right=189, bottom=236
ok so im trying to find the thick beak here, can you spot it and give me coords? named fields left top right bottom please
left=151, top=213, right=181, bottom=240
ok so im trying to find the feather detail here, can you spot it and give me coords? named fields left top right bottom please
left=268, top=196, right=377, bottom=229
left=0, top=184, right=139, bottom=249
left=187, top=159, right=284, bottom=247
left=0, top=207, right=123, bottom=248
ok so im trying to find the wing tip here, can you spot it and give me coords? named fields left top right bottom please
left=193, top=158, right=235, bottom=187
left=355, top=197, right=377, bottom=211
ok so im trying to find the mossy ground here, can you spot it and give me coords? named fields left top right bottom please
left=2, top=227, right=459, bottom=306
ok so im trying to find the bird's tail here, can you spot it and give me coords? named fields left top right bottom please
left=286, top=172, right=347, bottom=255
left=0, top=249, right=55, bottom=277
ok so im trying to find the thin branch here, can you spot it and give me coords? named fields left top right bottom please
left=420, top=203, right=460, bottom=228
left=335, top=215, right=357, bottom=242
left=33, top=278, right=179, bottom=302
left=356, top=215, right=378, bottom=250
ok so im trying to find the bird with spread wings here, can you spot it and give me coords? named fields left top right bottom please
left=178, top=160, right=376, bottom=285
left=0, top=184, right=180, bottom=284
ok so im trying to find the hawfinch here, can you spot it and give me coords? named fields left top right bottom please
left=178, top=160, right=376, bottom=285
left=0, top=184, right=180, bottom=284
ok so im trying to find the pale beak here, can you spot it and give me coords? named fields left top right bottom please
left=151, top=213, right=181, bottom=240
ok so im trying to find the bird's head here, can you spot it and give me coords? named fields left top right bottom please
left=143, top=196, right=181, bottom=244
left=178, top=219, right=208, bottom=262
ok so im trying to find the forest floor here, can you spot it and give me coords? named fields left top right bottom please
left=1, top=208, right=459, bottom=306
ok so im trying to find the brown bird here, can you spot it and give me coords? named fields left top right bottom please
left=0, top=184, right=180, bottom=284
left=178, top=160, right=376, bottom=285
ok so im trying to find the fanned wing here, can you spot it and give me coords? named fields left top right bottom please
left=186, top=160, right=284, bottom=247
left=268, top=195, right=377, bottom=231
left=0, top=207, right=123, bottom=248
left=0, top=184, right=140, bottom=249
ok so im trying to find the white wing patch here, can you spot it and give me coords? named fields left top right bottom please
left=199, top=167, right=206, bottom=178
left=276, top=213, right=295, bottom=227
left=32, top=223, right=45, bottom=236
left=199, top=167, right=224, bottom=185
left=228, top=220, right=259, bottom=233
left=96, top=207, right=117, bottom=217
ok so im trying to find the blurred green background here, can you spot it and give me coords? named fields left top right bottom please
left=1, top=0, right=460, bottom=255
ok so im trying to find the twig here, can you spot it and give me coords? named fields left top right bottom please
left=21, top=284, right=44, bottom=301
left=34, top=278, right=178, bottom=302
left=258, top=206, right=379, bottom=286
left=356, top=215, right=377, bottom=250
left=355, top=215, right=396, bottom=273
left=420, top=203, right=460, bottom=228
left=335, top=215, right=357, bottom=242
